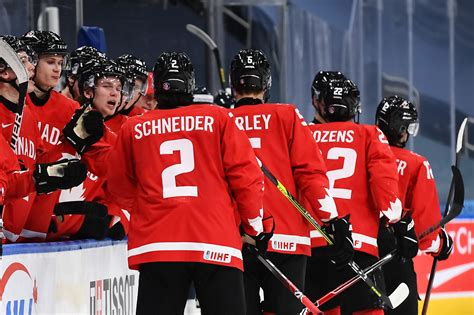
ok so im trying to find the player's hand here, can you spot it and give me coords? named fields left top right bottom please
left=392, top=212, right=418, bottom=259
left=63, top=105, right=104, bottom=154
left=242, top=213, right=275, bottom=255
left=324, top=215, right=354, bottom=269
left=433, top=228, right=453, bottom=261
left=33, top=159, right=87, bottom=194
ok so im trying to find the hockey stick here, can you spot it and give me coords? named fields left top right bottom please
left=0, top=38, right=29, bottom=153
left=421, top=118, right=468, bottom=315
left=186, top=24, right=226, bottom=90
left=300, top=164, right=464, bottom=314
left=259, top=162, right=409, bottom=309
left=246, top=245, right=322, bottom=314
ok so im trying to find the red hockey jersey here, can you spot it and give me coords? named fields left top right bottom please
left=0, top=133, right=35, bottom=203
left=391, top=146, right=442, bottom=252
left=1, top=97, right=45, bottom=241
left=107, top=104, right=265, bottom=271
left=105, top=114, right=128, bottom=135
left=308, top=122, right=401, bottom=257
left=27, top=91, right=80, bottom=151
left=126, top=105, right=145, bottom=117
left=231, top=103, right=337, bottom=256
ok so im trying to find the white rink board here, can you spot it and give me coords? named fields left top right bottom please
left=0, top=239, right=202, bottom=315
left=0, top=240, right=138, bottom=315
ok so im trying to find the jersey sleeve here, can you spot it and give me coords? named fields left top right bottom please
left=223, top=111, right=265, bottom=236
left=106, top=124, right=137, bottom=210
left=367, top=127, right=402, bottom=223
left=408, top=159, right=442, bottom=252
left=289, top=108, right=338, bottom=222
left=77, top=134, right=114, bottom=177
left=1, top=135, right=35, bottom=201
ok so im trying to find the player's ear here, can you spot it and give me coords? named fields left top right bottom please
left=0, top=68, right=13, bottom=80
left=83, top=87, right=94, bottom=100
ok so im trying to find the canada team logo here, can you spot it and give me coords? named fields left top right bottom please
left=0, top=262, right=38, bottom=315
left=162, top=82, right=171, bottom=91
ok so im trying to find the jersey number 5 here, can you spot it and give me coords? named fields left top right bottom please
left=326, top=147, right=357, bottom=199
left=160, top=139, right=198, bottom=198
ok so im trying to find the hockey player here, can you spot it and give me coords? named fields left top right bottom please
left=20, top=30, right=81, bottom=149
left=229, top=49, right=353, bottom=315
left=115, top=54, right=147, bottom=116
left=46, top=56, right=131, bottom=241
left=305, top=72, right=411, bottom=315
left=135, top=72, right=157, bottom=111
left=375, top=95, right=454, bottom=315
left=107, top=52, right=273, bottom=314
left=62, top=45, right=105, bottom=101
left=0, top=35, right=87, bottom=241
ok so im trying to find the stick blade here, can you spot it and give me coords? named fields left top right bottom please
left=185, top=24, right=217, bottom=50
left=387, top=282, right=410, bottom=309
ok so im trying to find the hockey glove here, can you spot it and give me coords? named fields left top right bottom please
left=63, top=105, right=104, bottom=154
left=34, top=159, right=87, bottom=194
left=392, top=212, right=419, bottom=259
left=53, top=201, right=108, bottom=217
left=108, top=221, right=126, bottom=240
left=324, top=215, right=354, bottom=269
left=433, top=228, right=453, bottom=261
left=214, top=90, right=235, bottom=108
left=243, top=214, right=275, bottom=255
left=74, top=212, right=112, bottom=240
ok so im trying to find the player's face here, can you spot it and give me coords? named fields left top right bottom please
left=92, top=77, right=122, bottom=117
left=135, top=93, right=157, bottom=111
left=127, top=78, right=146, bottom=109
left=35, top=55, right=64, bottom=89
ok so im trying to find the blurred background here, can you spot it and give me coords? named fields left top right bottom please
left=0, top=1, right=472, bottom=314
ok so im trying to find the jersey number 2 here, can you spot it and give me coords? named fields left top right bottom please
left=160, top=139, right=198, bottom=198
left=326, top=147, right=356, bottom=199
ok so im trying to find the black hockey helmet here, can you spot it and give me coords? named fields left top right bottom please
left=21, top=30, right=68, bottom=56
left=153, top=52, right=195, bottom=97
left=116, top=54, right=148, bottom=82
left=311, top=71, right=346, bottom=100
left=0, top=35, right=37, bottom=72
left=68, top=46, right=104, bottom=78
left=116, top=54, right=148, bottom=96
left=375, top=95, right=419, bottom=147
left=230, top=49, right=271, bottom=97
left=78, top=57, right=131, bottom=99
left=319, top=78, right=360, bottom=122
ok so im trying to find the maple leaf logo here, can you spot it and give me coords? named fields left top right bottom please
left=381, top=198, right=402, bottom=223
left=318, top=189, right=338, bottom=219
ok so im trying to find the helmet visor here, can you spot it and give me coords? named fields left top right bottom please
left=407, top=122, right=419, bottom=136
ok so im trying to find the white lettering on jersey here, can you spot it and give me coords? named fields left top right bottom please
left=313, top=130, right=354, bottom=143
left=271, top=240, right=296, bottom=251
left=234, top=114, right=271, bottom=131
left=15, top=137, right=36, bottom=160
left=134, top=116, right=214, bottom=140
left=396, top=159, right=407, bottom=176
left=38, top=121, right=61, bottom=145
left=423, top=161, right=434, bottom=180
left=376, top=127, right=389, bottom=144
left=203, top=250, right=231, bottom=263
left=294, top=108, right=308, bottom=126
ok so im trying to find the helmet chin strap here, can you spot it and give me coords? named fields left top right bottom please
left=34, top=83, right=53, bottom=94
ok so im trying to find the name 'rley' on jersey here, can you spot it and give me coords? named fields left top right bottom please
left=232, top=103, right=338, bottom=256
